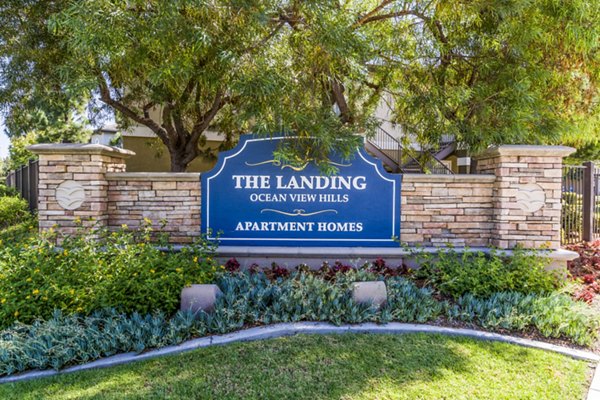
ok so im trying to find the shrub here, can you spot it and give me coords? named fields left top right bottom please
left=413, top=247, right=561, bottom=299
left=1, top=271, right=597, bottom=377
left=206, top=270, right=441, bottom=330
left=0, top=183, right=18, bottom=198
left=209, top=270, right=378, bottom=328
left=0, top=309, right=205, bottom=375
left=381, top=278, right=445, bottom=323
left=0, top=272, right=444, bottom=376
left=0, top=216, right=36, bottom=246
left=0, top=223, right=219, bottom=328
left=0, top=196, right=29, bottom=229
left=448, top=292, right=599, bottom=346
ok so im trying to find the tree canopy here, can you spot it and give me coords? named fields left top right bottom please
left=1, top=0, right=599, bottom=171
left=0, top=0, right=90, bottom=171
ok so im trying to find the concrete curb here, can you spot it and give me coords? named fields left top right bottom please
left=589, top=364, right=600, bottom=400
left=1, top=322, right=598, bottom=387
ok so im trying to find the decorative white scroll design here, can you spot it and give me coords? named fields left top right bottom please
left=56, top=180, right=86, bottom=210
left=260, top=208, right=338, bottom=217
left=515, top=183, right=546, bottom=213
left=245, top=159, right=351, bottom=171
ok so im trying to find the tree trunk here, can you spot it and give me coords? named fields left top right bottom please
left=169, top=148, right=191, bottom=172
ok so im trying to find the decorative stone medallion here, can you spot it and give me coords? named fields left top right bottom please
left=515, top=183, right=545, bottom=212
left=56, top=180, right=86, bottom=210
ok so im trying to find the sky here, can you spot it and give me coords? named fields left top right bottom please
left=0, top=132, right=8, bottom=158
left=0, top=116, right=8, bottom=158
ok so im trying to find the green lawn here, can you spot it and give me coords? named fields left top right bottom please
left=0, top=333, right=592, bottom=400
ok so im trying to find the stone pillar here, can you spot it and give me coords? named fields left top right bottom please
left=28, top=144, right=134, bottom=235
left=475, top=145, right=575, bottom=249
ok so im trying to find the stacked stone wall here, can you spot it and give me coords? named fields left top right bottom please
left=28, top=143, right=575, bottom=250
left=106, top=173, right=201, bottom=243
left=401, top=175, right=495, bottom=246
left=475, top=146, right=569, bottom=249
left=34, top=145, right=130, bottom=235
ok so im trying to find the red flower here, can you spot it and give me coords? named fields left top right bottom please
left=575, top=289, right=595, bottom=304
left=583, top=274, right=596, bottom=284
left=225, top=257, right=241, bottom=273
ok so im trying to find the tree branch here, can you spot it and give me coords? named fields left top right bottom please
left=142, top=102, right=155, bottom=119
left=242, top=21, right=285, bottom=54
left=355, top=0, right=395, bottom=26
left=185, top=90, right=225, bottom=162
left=355, top=9, right=414, bottom=26
left=432, top=19, right=448, bottom=44
left=331, top=79, right=352, bottom=124
left=355, top=7, right=449, bottom=47
left=161, top=103, right=179, bottom=144
left=96, top=74, right=170, bottom=144
left=178, top=77, right=197, bottom=106
left=171, top=108, right=188, bottom=140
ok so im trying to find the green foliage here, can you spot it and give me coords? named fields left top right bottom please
left=0, top=217, right=36, bottom=246
left=0, top=183, right=18, bottom=198
left=210, top=271, right=375, bottom=329
left=565, top=141, right=600, bottom=164
left=49, top=0, right=309, bottom=171
left=2, top=0, right=598, bottom=170
left=0, top=270, right=597, bottom=377
left=0, top=182, right=35, bottom=241
left=0, top=309, right=205, bottom=375
left=381, top=0, right=600, bottom=152
left=210, top=270, right=445, bottom=330
left=381, top=278, right=444, bottom=323
left=0, top=0, right=91, bottom=139
left=0, top=224, right=219, bottom=328
left=448, top=292, right=600, bottom=346
left=0, top=0, right=92, bottom=172
left=413, top=247, right=561, bottom=299
left=0, top=196, right=29, bottom=229
left=0, top=272, right=444, bottom=376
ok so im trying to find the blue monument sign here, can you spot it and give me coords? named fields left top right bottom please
left=202, top=135, right=402, bottom=247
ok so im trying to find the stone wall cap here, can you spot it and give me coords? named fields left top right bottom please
left=474, top=145, right=576, bottom=160
left=403, top=173, right=495, bottom=183
left=27, top=143, right=135, bottom=159
left=215, top=246, right=577, bottom=260
left=106, top=172, right=201, bottom=182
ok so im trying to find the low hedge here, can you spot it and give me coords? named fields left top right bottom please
left=0, top=196, right=29, bottom=230
left=0, top=183, right=17, bottom=198
left=0, top=224, right=574, bottom=332
left=0, top=224, right=596, bottom=376
left=0, top=271, right=597, bottom=376
left=0, top=223, right=219, bottom=328
left=413, top=247, right=561, bottom=299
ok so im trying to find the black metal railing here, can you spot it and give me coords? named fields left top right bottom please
left=5, top=159, right=39, bottom=212
left=562, top=165, right=585, bottom=244
left=419, top=147, right=455, bottom=175
left=561, top=162, right=600, bottom=245
left=371, top=126, right=402, bottom=169
left=400, top=145, right=454, bottom=174
left=367, top=126, right=454, bottom=174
